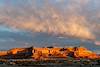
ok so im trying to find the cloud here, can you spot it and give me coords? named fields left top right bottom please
left=0, top=38, right=15, bottom=42
left=0, top=0, right=98, bottom=40
left=55, top=0, right=65, bottom=2
left=95, top=41, right=100, bottom=46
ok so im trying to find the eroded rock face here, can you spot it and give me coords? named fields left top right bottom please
left=0, top=51, right=7, bottom=56
left=73, top=47, right=98, bottom=59
left=0, top=46, right=99, bottom=60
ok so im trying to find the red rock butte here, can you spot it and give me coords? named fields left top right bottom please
left=0, top=46, right=100, bottom=60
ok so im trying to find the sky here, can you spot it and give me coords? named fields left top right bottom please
left=0, top=0, right=100, bottom=50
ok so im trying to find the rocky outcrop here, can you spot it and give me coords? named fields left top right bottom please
left=0, top=46, right=99, bottom=60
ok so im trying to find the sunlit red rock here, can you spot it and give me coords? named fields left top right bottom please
left=0, top=46, right=99, bottom=60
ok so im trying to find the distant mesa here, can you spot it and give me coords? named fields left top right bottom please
left=0, top=46, right=100, bottom=60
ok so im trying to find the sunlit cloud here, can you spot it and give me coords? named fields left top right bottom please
left=95, top=41, right=100, bottom=46
left=0, top=0, right=99, bottom=41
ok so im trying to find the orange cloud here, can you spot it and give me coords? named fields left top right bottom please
left=0, top=0, right=96, bottom=40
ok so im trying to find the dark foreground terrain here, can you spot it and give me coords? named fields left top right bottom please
left=0, top=64, right=100, bottom=67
